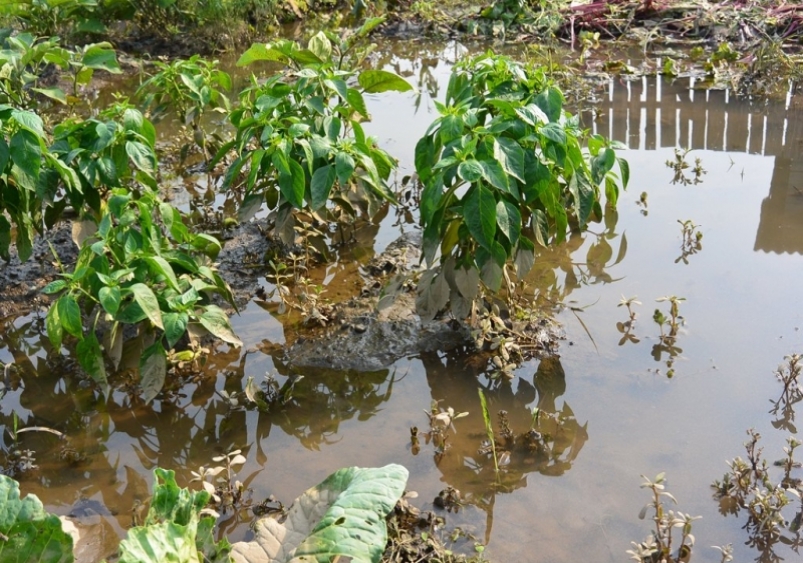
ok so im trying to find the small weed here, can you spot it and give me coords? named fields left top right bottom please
left=616, top=295, right=641, bottom=345
left=676, top=220, right=703, bottom=265
left=712, top=430, right=803, bottom=560
left=190, top=448, right=250, bottom=513
left=415, top=401, right=469, bottom=460
left=666, top=148, right=707, bottom=186
left=770, top=354, right=803, bottom=432
left=652, top=296, right=685, bottom=378
left=627, top=473, right=701, bottom=563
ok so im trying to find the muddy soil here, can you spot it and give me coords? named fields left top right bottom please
left=0, top=223, right=76, bottom=320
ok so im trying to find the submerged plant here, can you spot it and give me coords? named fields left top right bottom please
left=770, top=353, right=803, bottom=433
left=617, top=295, right=641, bottom=345
left=628, top=472, right=701, bottom=563
left=137, top=55, right=232, bottom=163
left=219, top=18, right=411, bottom=244
left=414, top=51, right=628, bottom=321
left=652, top=295, right=685, bottom=377
left=712, top=430, right=803, bottom=560
left=666, top=148, right=706, bottom=186
left=676, top=219, right=703, bottom=265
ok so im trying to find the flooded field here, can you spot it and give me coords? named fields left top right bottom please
left=1, top=41, right=803, bottom=562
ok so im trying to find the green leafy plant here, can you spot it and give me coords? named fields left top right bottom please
left=0, top=32, right=124, bottom=263
left=0, top=0, right=104, bottom=38
left=117, top=468, right=232, bottom=563
left=43, top=187, right=240, bottom=400
left=0, top=31, right=121, bottom=110
left=414, top=52, right=628, bottom=320
left=627, top=473, right=701, bottom=563
left=712, top=430, right=803, bottom=561
left=219, top=17, right=412, bottom=244
left=676, top=219, right=703, bottom=264
left=229, top=463, right=408, bottom=563
left=137, top=54, right=232, bottom=161
left=0, top=473, right=74, bottom=562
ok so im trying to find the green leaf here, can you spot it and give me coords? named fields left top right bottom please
left=540, top=123, right=567, bottom=146
left=32, top=87, right=67, bottom=105
left=308, top=32, right=332, bottom=63
left=493, top=137, right=525, bottom=182
left=42, top=279, right=68, bottom=294
left=76, top=331, right=109, bottom=397
left=118, top=469, right=230, bottom=563
left=81, top=44, right=122, bottom=73
left=358, top=70, right=413, bottom=94
left=0, top=474, right=74, bottom=563
left=198, top=305, right=242, bottom=347
left=46, top=304, right=63, bottom=351
left=126, top=141, right=156, bottom=176
left=591, top=147, right=616, bottom=184
left=458, top=159, right=483, bottom=183
left=230, top=464, right=408, bottom=563
left=310, top=164, right=337, bottom=211
left=0, top=137, right=8, bottom=173
left=163, top=312, right=189, bottom=350
left=57, top=295, right=83, bottom=339
left=11, top=109, right=44, bottom=136
left=346, top=88, right=369, bottom=119
left=129, top=283, right=164, bottom=330
left=10, top=129, right=41, bottom=180
left=146, top=256, right=180, bottom=291
left=496, top=199, right=521, bottom=247
left=236, top=43, right=288, bottom=66
left=478, top=159, right=509, bottom=192
left=535, top=86, right=563, bottom=122
left=335, top=151, right=355, bottom=186
left=99, top=286, right=122, bottom=316
left=278, top=159, right=306, bottom=209
left=464, top=184, right=496, bottom=251
left=617, top=156, right=630, bottom=189
left=140, top=343, right=167, bottom=404
left=238, top=193, right=264, bottom=223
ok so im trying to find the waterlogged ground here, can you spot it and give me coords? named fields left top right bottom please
left=1, top=41, right=803, bottom=562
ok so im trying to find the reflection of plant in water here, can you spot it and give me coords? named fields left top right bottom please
left=652, top=295, right=685, bottom=378
left=616, top=295, right=641, bottom=345
left=666, top=148, right=707, bottom=186
left=676, top=219, right=703, bottom=265
left=770, top=354, right=802, bottom=433
left=627, top=472, right=702, bottom=563
left=712, top=430, right=803, bottom=563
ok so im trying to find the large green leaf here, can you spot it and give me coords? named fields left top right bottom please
left=310, top=164, right=336, bottom=211
left=0, top=475, right=74, bottom=563
left=81, top=43, right=122, bottom=73
left=278, top=159, right=306, bottom=209
left=76, top=330, right=109, bottom=397
left=198, top=305, right=242, bottom=347
left=236, top=44, right=289, bottom=66
left=358, top=70, right=413, bottom=94
left=129, top=283, right=164, bottom=329
left=463, top=184, right=496, bottom=251
left=140, top=342, right=167, bottom=404
left=230, top=464, right=408, bottom=563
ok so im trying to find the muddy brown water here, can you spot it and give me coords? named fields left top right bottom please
left=2, top=41, right=803, bottom=562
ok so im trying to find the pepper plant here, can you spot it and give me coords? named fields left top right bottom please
left=218, top=17, right=412, bottom=244
left=414, top=52, right=628, bottom=319
left=43, top=187, right=240, bottom=402
left=0, top=31, right=124, bottom=262
left=137, top=55, right=232, bottom=162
